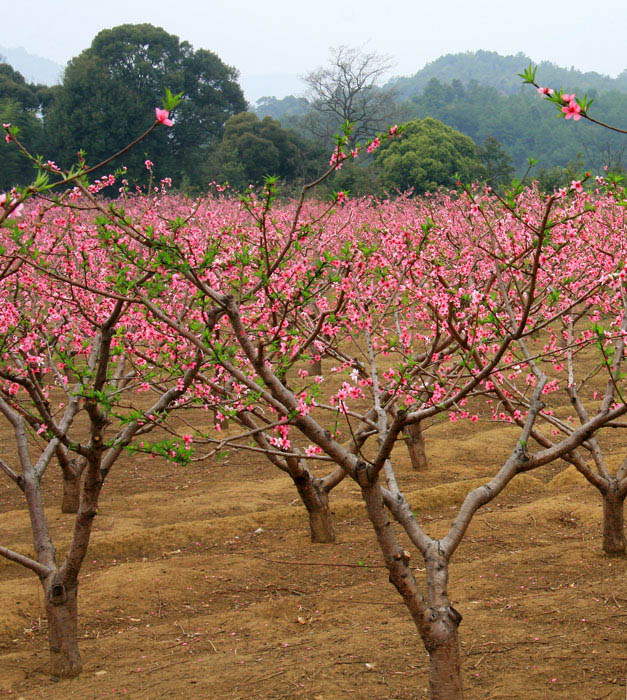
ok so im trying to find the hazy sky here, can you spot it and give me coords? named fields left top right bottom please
left=3, top=0, right=626, bottom=98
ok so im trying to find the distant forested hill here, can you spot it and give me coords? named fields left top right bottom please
left=0, top=46, right=63, bottom=85
left=394, top=78, right=627, bottom=174
left=255, top=95, right=310, bottom=120
left=387, top=50, right=627, bottom=99
left=255, top=50, right=627, bottom=178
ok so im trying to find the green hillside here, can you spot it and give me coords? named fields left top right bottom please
left=387, top=50, right=627, bottom=99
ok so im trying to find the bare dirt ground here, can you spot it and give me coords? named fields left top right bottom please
left=1, top=415, right=626, bottom=699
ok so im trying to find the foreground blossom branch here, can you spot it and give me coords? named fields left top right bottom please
left=520, top=65, right=627, bottom=135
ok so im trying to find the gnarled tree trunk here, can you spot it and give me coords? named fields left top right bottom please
left=601, top=483, right=626, bottom=556
left=404, top=421, right=428, bottom=470
left=44, top=575, right=82, bottom=678
left=293, top=474, right=335, bottom=543
left=361, top=478, right=464, bottom=699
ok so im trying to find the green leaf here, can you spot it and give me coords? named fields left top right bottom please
left=163, top=87, right=184, bottom=111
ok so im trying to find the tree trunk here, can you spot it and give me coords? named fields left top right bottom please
left=602, top=485, right=626, bottom=556
left=56, top=451, right=84, bottom=514
left=422, top=545, right=463, bottom=699
left=404, top=421, right=428, bottom=470
left=425, top=607, right=464, bottom=700
left=44, top=577, right=82, bottom=678
left=293, top=475, right=335, bottom=543
left=61, top=470, right=81, bottom=514
left=311, top=357, right=323, bottom=376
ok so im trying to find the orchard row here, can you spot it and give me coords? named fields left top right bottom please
left=0, top=175, right=625, bottom=697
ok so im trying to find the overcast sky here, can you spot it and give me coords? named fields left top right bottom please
left=3, top=0, right=626, bottom=100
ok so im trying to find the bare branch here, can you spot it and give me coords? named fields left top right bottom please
left=0, top=546, right=50, bottom=578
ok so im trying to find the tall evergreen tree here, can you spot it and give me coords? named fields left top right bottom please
left=45, top=24, right=246, bottom=186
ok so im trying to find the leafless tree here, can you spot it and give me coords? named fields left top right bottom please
left=301, top=45, right=397, bottom=145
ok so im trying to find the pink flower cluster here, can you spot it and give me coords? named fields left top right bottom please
left=561, top=94, right=581, bottom=121
left=366, top=137, right=381, bottom=154
left=329, top=148, right=348, bottom=169
left=0, top=193, right=24, bottom=217
left=87, top=174, right=117, bottom=194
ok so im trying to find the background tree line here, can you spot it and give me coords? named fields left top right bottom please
left=1, top=30, right=625, bottom=195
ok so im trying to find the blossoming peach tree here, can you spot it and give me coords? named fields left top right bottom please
left=0, top=96, right=211, bottom=680
left=1, top=88, right=625, bottom=699
left=478, top=181, right=627, bottom=555
left=78, top=151, right=626, bottom=699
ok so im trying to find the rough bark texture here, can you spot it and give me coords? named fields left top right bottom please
left=293, top=474, right=335, bottom=543
left=61, top=471, right=81, bottom=514
left=44, top=577, right=82, bottom=678
left=602, top=486, right=626, bottom=556
left=425, top=607, right=464, bottom=700
left=359, top=478, right=463, bottom=699
left=423, top=545, right=464, bottom=699
left=311, top=357, right=323, bottom=376
left=405, top=421, right=428, bottom=470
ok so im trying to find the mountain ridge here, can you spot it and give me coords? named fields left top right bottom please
left=0, top=46, right=63, bottom=85
left=386, top=50, right=627, bottom=99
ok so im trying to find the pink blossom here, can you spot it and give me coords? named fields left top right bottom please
left=155, top=108, right=174, bottom=127
left=336, top=191, right=348, bottom=204
left=388, top=124, right=399, bottom=136
left=561, top=100, right=582, bottom=121
left=145, top=159, right=154, bottom=170
left=297, top=393, right=311, bottom=416
left=366, top=137, right=381, bottom=154
left=537, top=87, right=554, bottom=96
left=329, top=149, right=346, bottom=169
left=570, top=180, right=583, bottom=193
left=0, top=193, right=24, bottom=217
left=561, top=93, right=575, bottom=103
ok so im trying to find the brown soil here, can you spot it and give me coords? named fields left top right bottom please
left=1, top=416, right=626, bottom=699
